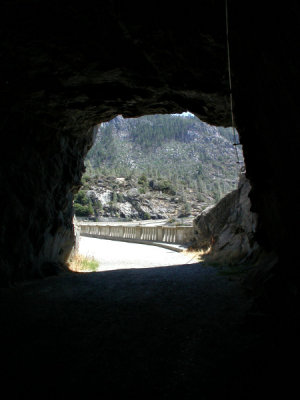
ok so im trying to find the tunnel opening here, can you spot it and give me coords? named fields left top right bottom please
left=77, top=112, right=244, bottom=222
left=0, top=1, right=299, bottom=397
left=69, top=111, right=248, bottom=272
left=0, top=0, right=297, bottom=285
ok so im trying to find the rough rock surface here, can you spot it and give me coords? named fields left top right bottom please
left=0, top=2, right=299, bottom=289
left=193, top=174, right=259, bottom=264
left=85, top=176, right=202, bottom=220
left=0, top=3, right=299, bottom=397
left=70, top=216, right=81, bottom=258
left=86, top=178, right=172, bottom=220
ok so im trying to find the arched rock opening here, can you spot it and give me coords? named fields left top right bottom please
left=0, top=2, right=299, bottom=301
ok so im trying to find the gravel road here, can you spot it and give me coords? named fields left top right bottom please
left=78, top=236, right=198, bottom=270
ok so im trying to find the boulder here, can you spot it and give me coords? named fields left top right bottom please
left=193, top=173, right=260, bottom=264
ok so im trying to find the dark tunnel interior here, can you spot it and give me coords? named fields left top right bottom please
left=0, top=1, right=299, bottom=398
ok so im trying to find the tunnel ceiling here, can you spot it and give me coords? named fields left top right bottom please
left=0, top=1, right=299, bottom=284
left=1, top=1, right=232, bottom=129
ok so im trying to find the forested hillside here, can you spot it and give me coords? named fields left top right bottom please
left=75, top=113, right=244, bottom=220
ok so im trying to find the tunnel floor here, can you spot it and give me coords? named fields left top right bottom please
left=0, top=262, right=293, bottom=399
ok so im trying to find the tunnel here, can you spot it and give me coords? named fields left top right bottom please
left=0, top=1, right=299, bottom=397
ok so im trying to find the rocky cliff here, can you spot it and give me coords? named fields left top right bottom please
left=86, top=114, right=243, bottom=201
left=82, top=174, right=204, bottom=220
left=193, top=173, right=261, bottom=265
left=78, top=113, right=244, bottom=221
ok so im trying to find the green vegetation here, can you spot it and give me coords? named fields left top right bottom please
left=79, top=257, right=98, bottom=272
left=74, top=191, right=94, bottom=216
left=180, top=202, right=192, bottom=217
left=74, top=189, right=103, bottom=218
left=68, top=254, right=99, bottom=272
left=142, top=211, right=151, bottom=220
left=149, top=178, right=176, bottom=195
left=74, top=113, right=243, bottom=219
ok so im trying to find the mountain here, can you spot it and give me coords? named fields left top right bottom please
left=75, top=113, right=244, bottom=221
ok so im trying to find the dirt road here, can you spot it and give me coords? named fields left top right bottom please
left=78, top=236, right=197, bottom=270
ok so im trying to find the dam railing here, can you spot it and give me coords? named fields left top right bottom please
left=78, top=223, right=194, bottom=246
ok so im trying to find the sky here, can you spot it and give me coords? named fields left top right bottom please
left=172, top=111, right=194, bottom=117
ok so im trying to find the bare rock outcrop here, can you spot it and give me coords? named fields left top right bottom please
left=193, top=173, right=260, bottom=264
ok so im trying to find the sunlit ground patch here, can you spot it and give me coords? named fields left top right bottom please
left=182, top=246, right=212, bottom=262
left=68, top=253, right=99, bottom=272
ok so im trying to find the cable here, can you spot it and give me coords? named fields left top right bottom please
left=225, top=0, right=242, bottom=167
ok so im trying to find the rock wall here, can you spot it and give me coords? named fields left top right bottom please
left=193, top=174, right=262, bottom=264
left=0, top=123, right=96, bottom=284
left=69, top=215, right=81, bottom=258
left=0, top=2, right=299, bottom=289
